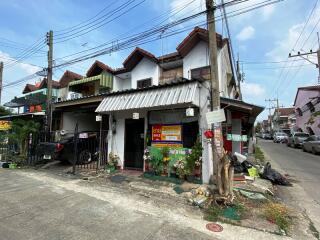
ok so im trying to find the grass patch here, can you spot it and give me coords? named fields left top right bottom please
left=263, top=202, right=292, bottom=234
left=204, top=202, right=248, bottom=222
left=309, top=221, right=320, bottom=240
left=255, top=145, right=265, bottom=163
left=204, top=205, right=223, bottom=222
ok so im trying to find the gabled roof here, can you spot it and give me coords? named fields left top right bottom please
left=86, top=60, right=114, bottom=77
left=22, top=84, right=37, bottom=94
left=123, top=47, right=158, bottom=71
left=59, top=70, right=83, bottom=88
left=38, top=78, right=60, bottom=89
left=176, top=27, right=223, bottom=57
left=275, top=107, right=295, bottom=117
left=294, top=85, right=320, bottom=106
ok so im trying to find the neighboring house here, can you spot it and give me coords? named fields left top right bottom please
left=294, top=85, right=320, bottom=135
left=4, top=27, right=264, bottom=183
left=272, top=107, right=295, bottom=133
left=4, top=77, right=60, bottom=114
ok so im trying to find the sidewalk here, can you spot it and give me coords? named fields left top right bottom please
left=10, top=166, right=297, bottom=240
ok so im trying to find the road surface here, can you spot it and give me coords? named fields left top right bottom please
left=0, top=170, right=214, bottom=240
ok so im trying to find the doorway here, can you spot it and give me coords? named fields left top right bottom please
left=124, top=118, right=145, bottom=169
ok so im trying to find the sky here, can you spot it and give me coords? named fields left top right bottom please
left=0, top=0, right=319, bottom=121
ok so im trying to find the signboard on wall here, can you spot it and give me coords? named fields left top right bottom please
left=206, top=109, right=226, bottom=125
left=152, top=124, right=182, bottom=147
left=0, top=121, right=11, bottom=131
left=227, top=134, right=248, bottom=142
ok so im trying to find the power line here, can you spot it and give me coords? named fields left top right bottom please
left=54, top=0, right=279, bottom=69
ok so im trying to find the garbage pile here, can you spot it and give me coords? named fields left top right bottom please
left=232, top=152, right=291, bottom=186
left=186, top=185, right=213, bottom=208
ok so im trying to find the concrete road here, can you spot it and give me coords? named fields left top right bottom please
left=0, top=170, right=214, bottom=240
left=259, top=139, right=320, bottom=232
left=0, top=169, right=293, bottom=240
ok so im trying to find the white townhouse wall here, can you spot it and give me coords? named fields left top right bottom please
left=183, top=41, right=209, bottom=79
left=113, top=75, right=131, bottom=91
left=182, top=40, right=233, bottom=98
left=131, top=57, right=160, bottom=88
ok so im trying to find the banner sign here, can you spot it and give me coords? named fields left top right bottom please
left=227, top=134, right=248, bottom=142
left=152, top=124, right=182, bottom=142
left=0, top=121, right=12, bottom=131
left=206, top=109, right=226, bottom=125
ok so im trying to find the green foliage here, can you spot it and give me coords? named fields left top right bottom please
left=255, top=146, right=265, bottom=163
left=149, top=147, right=163, bottom=175
left=185, top=138, right=203, bottom=173
left=0, top=106, right=12, bottom=116
left=205, top=205, right=223, bottom=222
left=255, top=122, right=262, bottom=133
left=9, top=119, right=40, bottom=156
left=264, top=202, right=292, bottom=234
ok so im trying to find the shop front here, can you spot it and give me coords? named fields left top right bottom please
left=95, top=80, right=205, bottom=174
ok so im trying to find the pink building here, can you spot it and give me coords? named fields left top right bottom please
left=294, top=85, right=320, bottom=135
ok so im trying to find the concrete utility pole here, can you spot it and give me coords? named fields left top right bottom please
left=206, top=0, right=222, bottom=184
left=289, top=33, right=320, bottom=84
left=46, top=30, right=53, bottom=134
left=236, top=53, right=242, bottom=100
left=0, top=62, right=3, bottom=105
left=265, top=98, right=279, bottom=132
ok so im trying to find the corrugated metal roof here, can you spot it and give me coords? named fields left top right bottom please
left=96, top=81, right=199, bottom=113
left=69, top=72, right=113, bottom=88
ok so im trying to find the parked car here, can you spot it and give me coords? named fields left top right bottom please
left=263, top=133, right=272, bottom=140
left=302, top=135, right=320, bottom=154
left=273, top=132, right=288, bottom=143
left=287, top=132, right=310, bottom=148
left=36, top=132, right=99, bottom=164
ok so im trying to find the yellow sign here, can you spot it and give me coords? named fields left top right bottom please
left=152, top=124, right=182, bottom=142
left=151, top=143, right=183, bottom=148
left=0, top=121, right=11, bottom=131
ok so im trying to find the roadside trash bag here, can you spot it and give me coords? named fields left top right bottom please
left=241, top=160, right=255, bottom=171
left=248, top=167, right=259, bottom=177
left=261, top=162, right=291, bottom=186
left=239, top=189, right=267, bottom=200
left=234, top=162, right=245, bottom=173
left=234, top=152, right=247, bottom=163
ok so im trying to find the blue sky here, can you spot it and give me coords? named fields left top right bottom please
left=0, top=0, right=319, bottom=121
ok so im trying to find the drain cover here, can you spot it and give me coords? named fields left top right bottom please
left=206, top=223, right=223, bottom=232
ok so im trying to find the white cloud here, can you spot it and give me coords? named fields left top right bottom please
left=0, top=51, right=41, bottom=75
left=242, top=82, right=265, bottom=97
left=236, top=26, right=255, bottom=41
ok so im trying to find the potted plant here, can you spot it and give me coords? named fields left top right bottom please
left=149, top=147, right=163, bottom=175
left=161, top=147, right=170, bottom=176
left=173, top=157, right=189, bottom=179
left=185, top=138, right=203, bottom=178
left=143, top=148, right=151, bottom=171
left=106, top=152, right=120, bottom=173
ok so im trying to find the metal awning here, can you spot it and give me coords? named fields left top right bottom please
left=69, top=72, right=113, bottom=88
left=96, top=81, right=199, bottom=113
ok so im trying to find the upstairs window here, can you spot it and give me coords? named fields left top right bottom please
left=137, top=78, right=152, bottom=89
left=307, top=101, right=315, bottom=112
left=191, top=66, right=210, bottom=81
left=296, top=108, right=303, bottom=116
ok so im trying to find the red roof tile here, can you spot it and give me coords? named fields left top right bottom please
left=86, top=60, right=114, bottom=77
left=123, top=47, right=158, bottom=71
left=59, top=70, right=83, bottom=88
left=22, top=84, right=37, bottom=94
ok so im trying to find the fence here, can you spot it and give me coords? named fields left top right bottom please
left=1, top=130, right=109, bottom=173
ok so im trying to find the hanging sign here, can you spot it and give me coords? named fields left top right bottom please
left=96, top=115, right=102, bottom=122
left=206, top=109, right=226, bottom=125
left=0, top=121, right=11, bottom=131
left=133, top=112, right=139, bottom=119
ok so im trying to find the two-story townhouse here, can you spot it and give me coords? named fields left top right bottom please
left=272, top=107, right=295, bottom=133
left=94, top=27, right=263, bottom=183
left=294, top=85, right=320, bottom=135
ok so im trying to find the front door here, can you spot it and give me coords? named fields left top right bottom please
left=124, top=118, right=145, bottom=169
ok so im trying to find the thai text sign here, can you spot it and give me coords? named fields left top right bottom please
left=0, top=121, right=11, bottom=131
left=152, top=124, right=182, bottom=142
left=227, top=134, right=248, bottom=142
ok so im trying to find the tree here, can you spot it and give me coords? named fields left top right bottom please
left=255, top=122, right=262, bottom=133
left=0, top=106, right=13, bottom=116
left=9, top=119, right=40, bottom=156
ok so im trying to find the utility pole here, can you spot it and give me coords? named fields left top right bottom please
left=46, top=30, right=53, bottom=134
left=265, top=98, right=279, bottom=132
left=289, top=33, right=320, bottom=84
left=0, top=62, right=3, bottom=105
left=206, top=0, right=222, bottom=184
left=236, top=53, right=242, bottom=100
